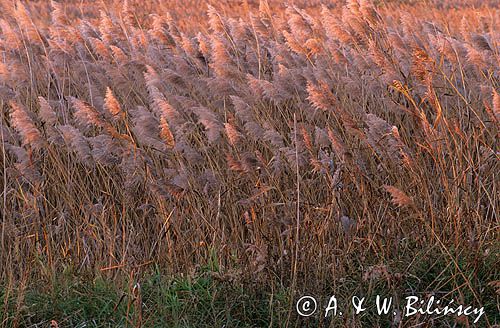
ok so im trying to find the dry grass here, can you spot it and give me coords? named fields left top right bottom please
left=0, top=0, right=498, bottom=326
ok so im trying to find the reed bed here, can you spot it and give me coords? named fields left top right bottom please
left=0, top=0, right=498, bottom=326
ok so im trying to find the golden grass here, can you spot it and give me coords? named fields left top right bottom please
left=0, top=0, right=498, bottom=326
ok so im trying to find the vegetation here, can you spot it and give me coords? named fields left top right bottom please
left=0, top=0, right=498, bottom=326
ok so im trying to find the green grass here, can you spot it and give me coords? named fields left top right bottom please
left=0, top=268, right=290, bottom=328
left=1, top=245, right=498, bottom=328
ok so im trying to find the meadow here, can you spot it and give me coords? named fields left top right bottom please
left=0, top=0, right=498, bottom=326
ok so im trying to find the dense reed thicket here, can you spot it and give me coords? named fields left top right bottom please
left=0, top=0, right=498, bottom=326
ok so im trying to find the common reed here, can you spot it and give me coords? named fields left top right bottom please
left=0, top=0, right=498, bottom=326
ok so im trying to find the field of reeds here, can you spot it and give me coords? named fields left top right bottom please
left=0, top=0, right=499, bottom=326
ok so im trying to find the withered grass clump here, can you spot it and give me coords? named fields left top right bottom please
left=0, top=0, right=498, bottom=325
